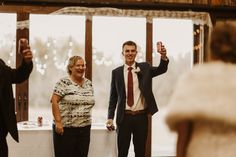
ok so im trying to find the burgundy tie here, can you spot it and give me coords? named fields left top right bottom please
left=127, top=67, right=134, bottom=107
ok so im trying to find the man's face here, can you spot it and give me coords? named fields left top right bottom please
left=123, top=45, right=137, bottom=66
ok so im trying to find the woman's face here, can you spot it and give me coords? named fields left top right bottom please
left=70, top=59, right=85, bottom=79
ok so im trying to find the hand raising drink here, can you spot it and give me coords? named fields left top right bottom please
left=157, top=41, right=162, bottom=53
left=18, top=38, right=33, bottom=63
left=157, top=41, right=168, bottom=60
left=18, top=38, right=29, bottom=54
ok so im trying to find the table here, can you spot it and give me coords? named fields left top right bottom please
left=7, top=122, right=117, bottom=157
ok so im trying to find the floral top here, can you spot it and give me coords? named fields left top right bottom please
left=53, top=76, right=95, bottom=128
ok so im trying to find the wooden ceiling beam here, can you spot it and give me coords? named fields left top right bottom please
left=2, top=0, right=236, bottom=11
left=0, top=5, right=62, bottom=14
left=0, top=1, right=236, bottom=20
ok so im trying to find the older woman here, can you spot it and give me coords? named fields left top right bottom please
left=51, top=56, right=95, bottom=157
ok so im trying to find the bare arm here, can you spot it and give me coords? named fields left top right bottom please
left=176, top=121, right=192, bottom=157
left=51, top=93, right=64, bottom=135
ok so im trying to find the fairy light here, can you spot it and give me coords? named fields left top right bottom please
left=2, top=36, right=126, bottom=75
left=44, top=54, right=48, bottom=60
left=32, top=49, right=37, bottom=54
left=46, top=42, right=51, bottom=47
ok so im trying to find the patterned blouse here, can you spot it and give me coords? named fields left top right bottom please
left=53, top=76, right=95, bottom=128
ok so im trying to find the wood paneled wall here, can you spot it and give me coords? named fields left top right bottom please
left=2, top=0, right=236, bottom=8
left=16, top=13, right=30, bottom=122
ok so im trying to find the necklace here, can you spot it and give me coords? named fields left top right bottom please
left=70, top=76, right=84, bottom=87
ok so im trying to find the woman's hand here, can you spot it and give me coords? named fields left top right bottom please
left=55, top=121, right=64, bottom=135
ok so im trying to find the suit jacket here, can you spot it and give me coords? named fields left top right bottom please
left=0, top=59, right=33, bottom=142
left=108, top=59, right=169, bottom=125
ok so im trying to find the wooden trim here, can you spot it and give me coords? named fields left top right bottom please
left=146, top=19, right=153, bottom=64
left=0, top=5, right=62, bottom=14
left=1, top=2, right=236, bottom=25
left=1, top=1, right=236, bottom=21
left=193, top=24, right=200, bottom=64
left=145, top=18, right=153, bottom=157
left=203, top=25, right=210, bottom=62
left=209, top=13, right=217, bottom=26
left=15, top=13, right=30, bottom=122
left=85, top=16, right=92, bottom=81
left=2, top=1, right=236, bottom=12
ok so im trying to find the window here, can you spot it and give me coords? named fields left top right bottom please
left=2, top=13, right=193, bottom=156
left=152, top=18, right=193, bottom=156
left=0, top=13, right=16, bottom=98
left=29, top=14, right=85, bottom=122
left=0, top=13, right=16, bottom=67
left=12, top=12, right=195, bottom=156
left=92, top=16, right=146, bottom=123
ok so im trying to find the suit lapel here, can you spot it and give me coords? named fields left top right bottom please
left=118, top=65, right=125, bottom=96
left=135, top=62, right=143, bottom=90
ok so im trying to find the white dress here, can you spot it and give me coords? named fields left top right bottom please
left=165, top=61, right=236, bottom=157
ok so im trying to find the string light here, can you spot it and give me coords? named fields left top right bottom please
left=3, top=36, right=145, bottom=75
left=194, top=26, right=202, bottom=51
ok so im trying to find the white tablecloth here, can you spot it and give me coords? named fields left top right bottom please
left=7, top=122, right=117, bottom=157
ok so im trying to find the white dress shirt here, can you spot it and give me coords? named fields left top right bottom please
left=124, top=63, right=146, bottom=111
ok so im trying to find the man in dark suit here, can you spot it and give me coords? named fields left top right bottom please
left=106, top=40, right=169, bottom=157
left=0, top=40, right=33, bottom=157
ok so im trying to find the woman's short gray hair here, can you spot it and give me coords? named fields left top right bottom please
left=67, top=56, right=85, bottom=75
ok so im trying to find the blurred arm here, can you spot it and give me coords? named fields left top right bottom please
left=176, top=121, right=192, bottom=157
left=51, top=93, right=64, bottom=135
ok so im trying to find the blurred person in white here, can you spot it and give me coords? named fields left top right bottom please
left=51, top=56, right=95, bottom=157
left=166, top=22, right=236, bottom=157
left=0, top=38, right=33, bottom=157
